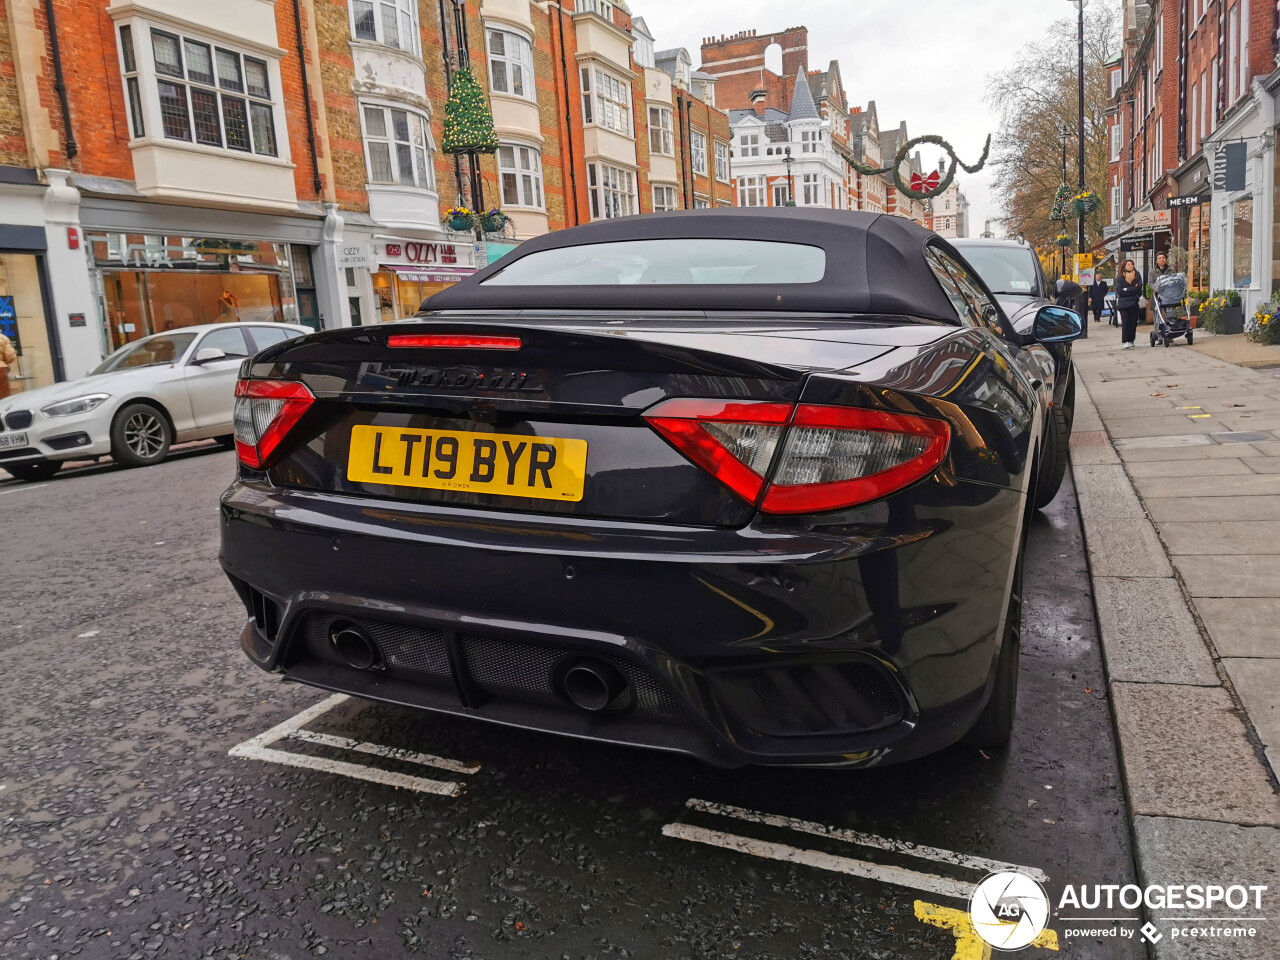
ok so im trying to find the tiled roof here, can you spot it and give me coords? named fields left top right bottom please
left=786, top=65, right=820, bottom=122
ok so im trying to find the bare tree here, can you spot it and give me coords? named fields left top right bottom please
left=986, top=6, right=1121, bottom=261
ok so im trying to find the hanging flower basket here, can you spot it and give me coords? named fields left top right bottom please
left=444, top=206, right=475, bottom=232
left=1073, top=190, right=1099, bottom=215
left=1055, top=233, right=1073, bottom=248
left=480, top=208, right=509, bottom=233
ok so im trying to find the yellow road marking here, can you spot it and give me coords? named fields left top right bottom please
left=1178, top=405, right=1202, bottom=409
left=913, top=901, right=1059, bottom=959
left=1188, top=414, right=1212, bottom=419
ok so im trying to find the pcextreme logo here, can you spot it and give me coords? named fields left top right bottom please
left=969, top=872, right=1052, bottom=950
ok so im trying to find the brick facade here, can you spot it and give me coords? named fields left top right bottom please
left=699, top=27, right=807, bottom=114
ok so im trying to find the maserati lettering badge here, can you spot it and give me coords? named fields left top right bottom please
left=377, top=364, right=543, bottom=393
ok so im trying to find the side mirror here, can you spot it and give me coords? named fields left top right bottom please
left=192, top=346, right=227, bottom=364
left=1034, top=306, right=1082, bottom=343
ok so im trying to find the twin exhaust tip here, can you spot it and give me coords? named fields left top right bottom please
left=328, top=620, right=629, bottom=713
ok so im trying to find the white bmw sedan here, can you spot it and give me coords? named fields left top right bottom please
left=0, top=322, right=309, bottom=482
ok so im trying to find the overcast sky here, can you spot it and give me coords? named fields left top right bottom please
left=633, top=0, right=1092, bottom=233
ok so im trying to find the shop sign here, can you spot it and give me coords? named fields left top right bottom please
left=1103, top=223, right=1127, bottom=239
left=337, top=243, right=373, bottom=269
left=0, top=295, right=20, bottom=352
left=1133, top=210, right=1170, bottom=230
left=380, top=240, right=475, bottom=270
left=1120, top=235, right=1155, bottom=252
left=1168, top=194, right=1208, bottom=208
left=395, top=270, right=470, bottom=283
left=1214, top=142, right=1247, bottom=192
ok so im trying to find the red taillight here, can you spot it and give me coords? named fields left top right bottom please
left=388, top=334, right=522, bottom=350
left=643, top=399, right=950, bottom=514
left=232, top=379, right=315, bottom=468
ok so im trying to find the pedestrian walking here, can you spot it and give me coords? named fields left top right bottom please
left=0, top=331, right=16, bottom=399
left=1089, top=278, right=1108, bottom=333
left=1115, top=259, right=1144, bottom=349
left=1150, top=251, right=1172, bottom=280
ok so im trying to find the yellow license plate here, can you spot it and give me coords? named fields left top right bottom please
left=347, top=425, right=588, bottom=501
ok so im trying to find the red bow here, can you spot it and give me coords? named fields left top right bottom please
left=910, top=171, right=941, bottom=194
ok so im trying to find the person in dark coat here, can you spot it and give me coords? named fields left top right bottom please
left=1114, top=260, right=1143, bottom=349
left=1089, top=278, right=1109, bottom=331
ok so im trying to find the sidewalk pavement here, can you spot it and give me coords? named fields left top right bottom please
left=1068, top=330, right=1280, bottom=957
left=1188, top=330, right=1280, bottom=369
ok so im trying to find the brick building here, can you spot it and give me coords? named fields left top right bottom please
left=1107, top=0, right=1278, bottom=306
left=0, top=0, right=735, bottom=391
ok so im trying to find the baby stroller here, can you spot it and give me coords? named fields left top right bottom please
left=1150, top=273, right=1192, bottom=347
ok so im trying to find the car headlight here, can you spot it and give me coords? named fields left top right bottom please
left=41, top=393, right=111, bottom=418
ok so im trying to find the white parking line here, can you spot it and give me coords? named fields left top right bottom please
left=0, top=483, right=47, bottom=496
left=228, top=693, right=476, bottom=797
left=663, top=799, right=1049, bottom=902
left=684, top=799, right=1049, bottom=882
left=662, top=824, right=975, bottom=901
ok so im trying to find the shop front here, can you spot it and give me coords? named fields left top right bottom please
left=0, top=232, right=59, bottom=396
left=86, top=234, right=319, bottom=352
left=371, top=238, right=479, bottom=321
left=1171, top=157, right=1212, bottom=293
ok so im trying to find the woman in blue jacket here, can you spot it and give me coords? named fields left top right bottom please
left=1114, top=260, right=1144, bottom=349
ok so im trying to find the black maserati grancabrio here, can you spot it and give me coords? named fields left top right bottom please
left=220, top=209, right=1081, bottom=769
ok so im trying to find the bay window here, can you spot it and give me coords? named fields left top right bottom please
left=351, top=0, right=420, bottom=58
left=498, top=142, right=544, bottom=209
left=648, top=106, right=673, bottom=155
left=581, top=67, right=631, bottom=136
left=362, top=103, right=435, bottom=190
left=488, top=29, right=534, bottom=100
left=587, top=162, right=636, bottom=219
left=140, top=27, right=277, bottom=156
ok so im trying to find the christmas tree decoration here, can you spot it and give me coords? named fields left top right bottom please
left=441, top=68, right=498, bottom=155
left=1050, top=183, right=1073, bottom=222
left=846, top=133, right=991, bottom=200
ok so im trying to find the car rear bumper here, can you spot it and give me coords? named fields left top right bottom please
left=219, top=478, right=1023, bottom=768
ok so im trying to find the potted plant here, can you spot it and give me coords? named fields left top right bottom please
left=1198, top=295, right=1223, bottom=334
left=1073, top=189, right=1099, bottom=215
left=1220, top=289, right=1244, bottom=335
left=479, top=208, right=509, bottom=233
left=444, top=205, right=475, bottom=232
left=1247, top=292, right=1280, bottom=345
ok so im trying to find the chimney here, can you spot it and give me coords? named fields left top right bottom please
left=749, top=89, right=767, bottom=115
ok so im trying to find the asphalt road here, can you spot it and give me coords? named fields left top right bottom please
left=1, top=448, right=1144, bottom=959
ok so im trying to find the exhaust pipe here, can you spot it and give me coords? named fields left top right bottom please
left=562, top=659, right=627, bottom=712
left=330, top=621, right=382, bottom=670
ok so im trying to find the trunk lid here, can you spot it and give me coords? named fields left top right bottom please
left=256, top=317, right=910, bottom=526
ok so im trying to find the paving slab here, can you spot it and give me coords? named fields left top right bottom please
left=1092, top=578, right=1219, bottom=685
left=1109, top=684, right=1280, bottom=825
left=1107, top=418, right=1218, bottom=440
left=1195, top=598, right=1280, bottom=658
left=1118, top=444, right=1266, bottom=463
left=1146, top=496, right=1280, bottom=522
left=1157, top=522, right=1280, bottom=555
left=1132, top=816, right=1280, bottom=960
left=1134, top=473, right=1280, bottom=499
left=1069, top=430, right=1121, bottom=465
left=1081, top=518, right=1172, bottom=578
left=1242, top=457, right=1280, bottom=473
left=1222, top=658, right=1280, bottom=768
left=1074, top=464, right=1149, bottom=519
left=1127, top=459, right=1255, bottom=478
left=1174, top=555, right=1280, bottom=598
left=1115, top=434, right=1216, bottom=450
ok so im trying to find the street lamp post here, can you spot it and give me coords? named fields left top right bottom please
left=1059, top=124, right=1071, bottom=278
left=1069, top=0, right=1088, bottom=251
left=783, top=147, right=795, bottom=205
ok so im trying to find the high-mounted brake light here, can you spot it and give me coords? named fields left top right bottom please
left=232, top=379, right=315, bottom=469
left=643, top=399, right=950, bottom=514
left=388, top=334, right=523, bottom=350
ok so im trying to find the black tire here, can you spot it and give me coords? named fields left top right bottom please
left=1149, top=332, right=1156, bottom=346
left=1032, top=405, right=1068, bottom=510
left=1186, top=332, right=1194, bottom=345
left=4, top=458, right=61, bottom=482
left=1163, top=336, right=1170, bottom=348
left=215, top=434, right=236, bottom=450
left=966, top=543, right=1024, bottom=749
left=111, top=402, right=172, bottom=468
left=1061, top=368, right=1076, bottom=433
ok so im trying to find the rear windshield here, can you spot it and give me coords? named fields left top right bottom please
left=480, top=239, right=827, bottom=286
left=954, top=245, right=1040, bottom=297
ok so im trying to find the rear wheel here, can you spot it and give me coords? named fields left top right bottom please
left=1163, top=336, right=1171, bottom=348
left=1033, top=405, right=1069, bottom=510
left=4, top=458, right=61, bottom=482
left=1186, top=332, right=1194, bottom=345
left=111, top=403, right=172, bottom=468
left=966, top=541, right=1024, bottom=749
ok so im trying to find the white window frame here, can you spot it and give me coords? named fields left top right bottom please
left=1111, top=184, right=1122, bottom=223
left=690, top=130, right=707, bottom=175
left=651, top=183, right=678, bottom=211
left=693, top=197, right=710, bottom=209
left=737, top=175, right=766, bottom=206
left=578, top=0, right=614, bottom=20
left=799, top=128, right=820, bottom=154
left=737, top=132, right=760, bottom=158
left=1155, top=15, right=1164, bottom=74
left=581, top=66, right=631, bottom=136
left=801, top=172, right=821, bottom=206
left=772, top=182, right=790, bottom=206
left=123, top=24, right=283, bottom=159
left=487, top=28, right=534, bottom=101
left=350, top=0, right=421, bottom=58
left=1110, top=121, right=1122, bottom=161
left=498, top=141, right=543, bottom=209
left=361, top=102, right=435, bottom=190
left=587, top=161, right=636, bottom=220
left=648, top=106, right=673, bottom=156
left=714, top=141, right=729, bottom=182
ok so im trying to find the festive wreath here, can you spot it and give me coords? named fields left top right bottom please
left=846, top=133, right=991, bottom=200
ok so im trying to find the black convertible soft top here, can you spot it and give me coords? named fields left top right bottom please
left=424, top=208, right=964, bottom=323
